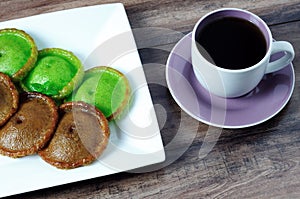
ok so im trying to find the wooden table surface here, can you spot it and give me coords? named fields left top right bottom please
left=1, top=0, right=300, bottom=198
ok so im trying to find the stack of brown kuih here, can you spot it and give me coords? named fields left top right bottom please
left=0, top=28, right=130, bottom=169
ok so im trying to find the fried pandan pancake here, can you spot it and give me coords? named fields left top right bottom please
left=21, top=48, right=84, bottom=99
left=0, top=73, right=18, bottom=126
left=70, top=66, right=131, bottom=120
left=0, top=92, right=58, bottom=158
left=0, top=28, right=38, bottom=82
left=39, top=102, right=110, bottom=169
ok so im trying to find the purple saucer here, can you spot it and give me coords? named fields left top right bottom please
left=166, top=33, right=295, bottom=128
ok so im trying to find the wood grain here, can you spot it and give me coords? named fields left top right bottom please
left=1, top=0, right=300, bottom=198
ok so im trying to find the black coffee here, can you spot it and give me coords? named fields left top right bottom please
left=196, top=17, right=267, bottom=69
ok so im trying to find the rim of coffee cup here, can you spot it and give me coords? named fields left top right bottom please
left=192, top=7, right=273, bottom=73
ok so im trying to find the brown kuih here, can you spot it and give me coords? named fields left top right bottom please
left=38, top=101, right=110, bottom=169
left=0, top=92, right=58, bottom=158
left=0, top=73, right=19, bottom=127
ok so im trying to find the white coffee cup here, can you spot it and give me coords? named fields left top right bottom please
left=191, top=8, right=295, bottom=98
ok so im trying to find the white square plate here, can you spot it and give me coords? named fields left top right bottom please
left=0, top=3, right=165, bottom=197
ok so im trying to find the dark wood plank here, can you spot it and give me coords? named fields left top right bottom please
left=1, top=0, right=300, bottom=198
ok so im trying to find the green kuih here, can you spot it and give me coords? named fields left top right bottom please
left=0, top=28, right=38, bottom=82
left=70, top=66, right=131, bottom=120
left=21, top=48, right=84, bottom=100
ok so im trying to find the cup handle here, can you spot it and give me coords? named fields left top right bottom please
left=265, top=41, right=295, bottom=74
